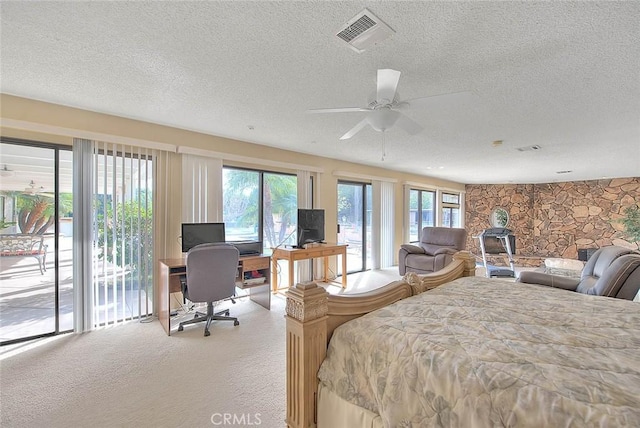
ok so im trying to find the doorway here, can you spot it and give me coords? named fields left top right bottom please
left=337, top=181, right=372, bottom=274
left=0, top=139, right=74, bottom=345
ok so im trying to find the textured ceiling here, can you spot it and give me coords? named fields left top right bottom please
left=1, top=1, right=639, bottom=184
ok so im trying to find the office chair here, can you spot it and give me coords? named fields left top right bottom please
left=178, top=243, right=240, bottom=336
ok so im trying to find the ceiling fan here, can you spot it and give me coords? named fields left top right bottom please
left=308, top=69, right=473, bottom=140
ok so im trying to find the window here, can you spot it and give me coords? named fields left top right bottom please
left=441, top=192, right=461, bottom=228
left=223, top=167, right=297, bottom=250
left=408, top=189, right=435, bottom=241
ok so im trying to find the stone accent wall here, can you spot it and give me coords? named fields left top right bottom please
left=465, top=177, right=640, bottom=266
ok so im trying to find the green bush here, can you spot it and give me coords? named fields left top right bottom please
left=96, top=195, right=153, bottom=275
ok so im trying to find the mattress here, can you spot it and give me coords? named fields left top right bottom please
left=317, top=276, right=640, bottom=427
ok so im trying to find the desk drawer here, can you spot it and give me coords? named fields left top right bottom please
left=320, top=248, right=342, bottom=256
left=243, top=257, right=270, bottom=271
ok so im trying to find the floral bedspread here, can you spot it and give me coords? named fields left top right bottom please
left=318, top=276, right=640, bottom=427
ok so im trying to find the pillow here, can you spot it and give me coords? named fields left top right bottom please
left=543, top=258, right=583, bottom=278
left=544, top=258, right=584, bottom=271
left=544, top=266, right=583, bottom=279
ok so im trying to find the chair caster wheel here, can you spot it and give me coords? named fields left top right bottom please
left=204, top=330, right=210, bottom=337
left=234, top=320, right=240, bottom=326
left=178, top=325, right=184, bottom=331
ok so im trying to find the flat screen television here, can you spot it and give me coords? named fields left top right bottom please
left=181, top=222, right=226, bottom=252
left=297, top=209, right=325, bottom=248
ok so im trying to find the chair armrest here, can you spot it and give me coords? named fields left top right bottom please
left=517, top=271, right=580, bottom=291
left=400, top=244, right=425, bottom=254
left=433, top=248, right=457, bottom=256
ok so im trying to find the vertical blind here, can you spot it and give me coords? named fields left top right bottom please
left=371, top=180, right=395, bottom=269
left=92, top=141, right=155, bottom=327
left=181, top=154, right=223, bottom=223
left=73, top=140, right=159, bottom=331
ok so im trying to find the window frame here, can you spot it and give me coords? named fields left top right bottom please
left=440, top=191, right=462, bottom=228
left=222, top=166, right=297, bottom=250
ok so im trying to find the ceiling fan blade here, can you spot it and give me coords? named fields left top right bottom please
left=395, top=112, right=423, bottom=135
left=402, top=91, right=476, bottom=109
left=339, top=118, right=370, bottom=140
left=377, top=69, right=401, bottom=104
left=307, top=107, right=370, bottom=114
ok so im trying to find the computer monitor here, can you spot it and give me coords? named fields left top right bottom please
left=297, top=209, right=325, bottom=248
left=181, top=222, right=226, bottom=253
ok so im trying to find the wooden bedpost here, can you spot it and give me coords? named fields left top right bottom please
left=456, top=251, right=477, bottom=277
left=285, top=281, right=329, bottom=428
left=284, top=251, right=474, bottom=427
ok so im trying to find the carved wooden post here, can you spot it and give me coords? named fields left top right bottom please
left=285, top=282, right=329, bottom=428
left=455, top=250, right=477, bottom=277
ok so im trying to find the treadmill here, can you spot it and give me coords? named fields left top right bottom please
left=477, top=228, right=516, bottom=278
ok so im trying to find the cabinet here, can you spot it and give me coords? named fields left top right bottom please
left=235, top=254, right=271, bottom=310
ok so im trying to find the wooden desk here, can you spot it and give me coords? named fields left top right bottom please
left=158, top=254, right=271, bottom=336
left=271, top=243, right=347, bottom=291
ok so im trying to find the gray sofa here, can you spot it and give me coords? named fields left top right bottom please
left=398, top=227, right=467, bottom=275
left=517, top=246, right=640, bottom=300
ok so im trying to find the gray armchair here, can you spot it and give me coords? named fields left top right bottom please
left=517, top=246, right=640, bottom=300
left=399, top=227, right=467, bottom=275
left=178, top=243, right=241, bottom=336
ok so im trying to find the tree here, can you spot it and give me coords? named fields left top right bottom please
left=95, top=191, right=153, bottom=274
left=5, top=191, right=73, bottom=235
left=17, top=194, right=54, bottom=235
left=223, top=169, right=297, bottom=248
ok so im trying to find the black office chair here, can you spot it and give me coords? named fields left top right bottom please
left=178, top=243, right=240, bottom=336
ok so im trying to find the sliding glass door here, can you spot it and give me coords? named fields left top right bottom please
left=337, top=181, right=372, bottom=274
left=0, top=139, right=74, bottom=345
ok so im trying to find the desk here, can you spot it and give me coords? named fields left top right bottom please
left=158, top=254, right=271, bottom=336
left=271, top=243, right=347, bottom=291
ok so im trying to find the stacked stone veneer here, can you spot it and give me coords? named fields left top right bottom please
left=465, top=177, right=639, bottom=267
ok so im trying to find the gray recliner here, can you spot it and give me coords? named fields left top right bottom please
left=178, top=243, right=241, bottom=336
left=517, top=246, right=640, bottom=300
left=399, top=227, right=467, bottom=275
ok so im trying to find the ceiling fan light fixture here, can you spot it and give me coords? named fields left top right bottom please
left=0, top=165, right=14, bottom=177
left=368, top=108, right=400, bottom=132
left=24, top=180, right=39, bottom=194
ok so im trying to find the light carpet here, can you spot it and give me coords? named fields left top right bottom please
left=1, top=295, right=288, bottom=428
left=0, top=268, right=404, bottom=428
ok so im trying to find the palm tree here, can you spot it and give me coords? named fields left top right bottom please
left=0, top=190, right=73, bottom=235
left=264, top=174, right=297, bottom=247
left=223, top=169, right=297, bottom=247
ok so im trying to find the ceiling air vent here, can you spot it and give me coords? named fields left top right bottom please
left=336, top=9, right=395, bottom=53
left=516, top=144, right=542, bottom=152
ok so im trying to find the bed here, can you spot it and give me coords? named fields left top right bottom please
left=284, top=251, right=640, bottom=427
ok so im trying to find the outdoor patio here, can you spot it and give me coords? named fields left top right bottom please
left=0, top=235, right=151, bottom=343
